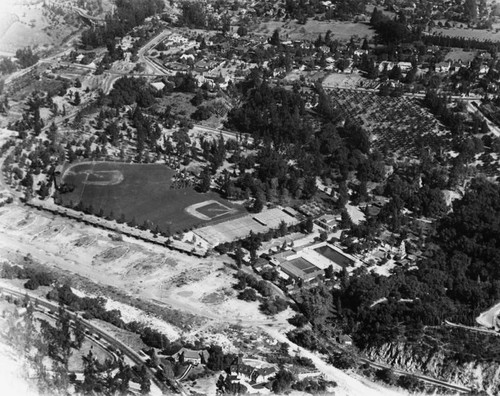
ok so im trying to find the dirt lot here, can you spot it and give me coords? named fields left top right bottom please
left=0, top=2, right=80, bottom=54
left=322, top=72, right=369, bottom=89
left=0, top=203, right=293, bottom=350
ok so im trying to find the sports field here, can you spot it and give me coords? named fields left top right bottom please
left=194, top=208, right=300, bottom=246
left=60, top=162, right=242, bottom=233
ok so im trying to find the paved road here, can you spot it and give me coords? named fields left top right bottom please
left=297, top=323, right=473, bottom=394
left=358, top=358, right=471, bottom=393
left=138, top=31, right=174, bottom=76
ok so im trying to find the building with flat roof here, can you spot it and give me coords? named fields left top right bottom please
left=279, top=257, right=324, bottom=282
left=269, top=241, right=357, bottom=283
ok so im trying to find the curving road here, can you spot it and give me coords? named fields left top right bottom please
left=0, top=284, right=167, bottom=396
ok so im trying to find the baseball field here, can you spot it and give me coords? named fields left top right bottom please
left=59, top=161, right=242, bottom=234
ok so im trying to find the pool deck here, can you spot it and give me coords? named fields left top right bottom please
left=281, top=241, right=358, bottom=272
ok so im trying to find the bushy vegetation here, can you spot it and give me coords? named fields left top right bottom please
left=15, top=47, right=39, bottom=69
left=3, top=293, right=148, bottom=396
left=293, top=178, right=500, bottom=356
left=81, top=0, right=164, bottom=48
left=45, top=284, right=173, bottom=350
left=1, top=262, right=54, bottom=290
left=108, top=77, right=156, bottom=108
left=225, top=76, right=384, bottom=206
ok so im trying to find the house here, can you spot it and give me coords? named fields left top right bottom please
left=279, top=257, right=324, bottom=283
left=337, top=335, right=353, bottom=346
left=436, top=61, right=451, bottom=73
left=378, top=61, right=395, bottom=72
left=150, top=81, right=165, bottom=91
left=479, top=64, right=490, bottom=75
left=315, top=214, right=337, bottom=232
left=252, top=366, right=277, bottom=383
left=179, top=53, right=195, bottom=63
left=397, top=62, right=413, bottom=72
left=253, top=257, right=271, bottom=272
left=354, top=49, right=368, bottom=57
left=229, top=363, right=255, bottom=382
left=172, top=348, right=210, bottom=365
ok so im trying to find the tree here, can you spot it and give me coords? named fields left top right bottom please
left=272, top=369, right=294, bottom=394
left=73, top=317, right=85, bottom=350
left=340, top=210, right=353, bottom=229
left=234, top=247, right=244, bottom=268
left=138, top=365, right=151, bottom=394
left=16, top=47, right=39, bottom=69
left=376, top=367, right=397, bottom=385
left=304, top=217, right=314, bottom=234
left=302, top=176, right=317, bottom=200
left=221, top=14, right=231, bottom=35
left=237, top=25, right=248, bottom=36
left=278, top=220, right=288, bottom=237
left=245, top=230, right=262, bottom=262
left=238, top=288, right=257, bottom=301
left=252, top=194, right=264, bottom=213
left=398, top=374, right=420, bottom=391
left=325, top=265, right=334, bottom=279
left=270, top=29, right=281, bottom=46
left=464, top=0, right=478, bottom=22
left=79, top=350, right=100, bottom=394
left=73, top=91, right=81, bottom=106
left=198, top=167, right=211, bottom=193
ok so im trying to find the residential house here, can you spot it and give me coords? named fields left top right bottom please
left=315, top=214, right=337, bottom=232
left=378, top=61, right=395, bottom=72
left=172, top=348, right=210, bottom=366
left=229, top=363, right=255, bottom=382
left=252, top=367, right=277, bottom=383
left=436, top=61, right=451, bottom=73
left=150, top=81, right=165, bottom=91
left=397, top=62, right=413, bottom=72
left=337, top=335, right=353, bottom=346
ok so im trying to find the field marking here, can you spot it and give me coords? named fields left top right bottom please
left=184, top=200, right=236, bottom=221
left=80, top=170, right=124, bottom=186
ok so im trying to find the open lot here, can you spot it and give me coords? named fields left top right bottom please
left=255, top=20, right=374, bottom=42
left=431, top=27, right=500, bottom=42
left=0, top=3, right=79, bottom=54
left=60, top=161, right=242, bottom=233
left=0, top=205, right=294, bottom=350
left=444, top=48, right=478, bottom=64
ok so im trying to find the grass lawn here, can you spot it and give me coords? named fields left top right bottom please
left=60, top=162, right=242, bottom=234
left=68, top=338, right=113, bottom=372
left=255, top=20, right=374, bottom=42
left=432, top=27, right=500, bottom=41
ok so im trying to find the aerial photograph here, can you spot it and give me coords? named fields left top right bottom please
left=3, top=0, right=500, bottom=395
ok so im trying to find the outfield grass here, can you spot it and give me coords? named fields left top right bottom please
left=60, top=162, right=242, bottom=234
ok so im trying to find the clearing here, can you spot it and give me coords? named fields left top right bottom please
left=255, top=20, right=374, bottom=42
